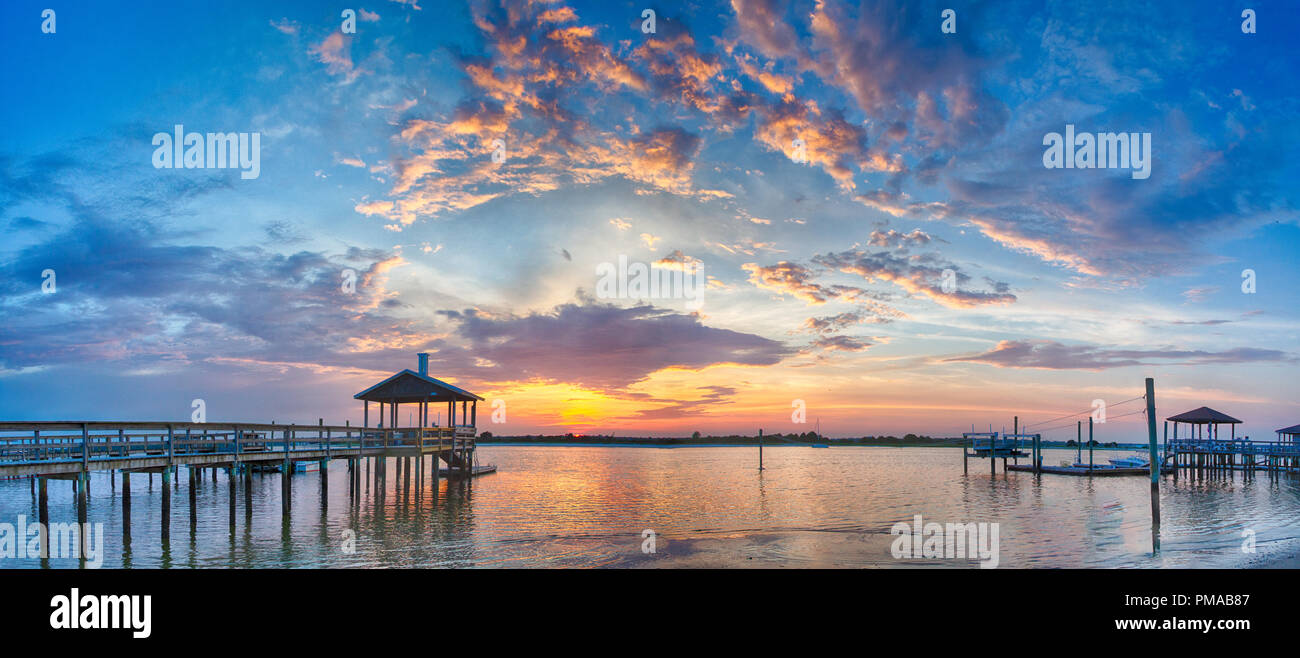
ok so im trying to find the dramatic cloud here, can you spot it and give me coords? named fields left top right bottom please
left=811, top=335, right=875, bottom=352
left=438, top=303, right=790, bottom=389
left=868, top=228, right=933, bottom=249
left=814, top=249, right=1015, bottom=309
left=801, top=312, right=870, bottom=334
left=743, top=261, right=859, bottom=305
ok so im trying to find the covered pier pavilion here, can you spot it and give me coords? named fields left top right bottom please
left=353, top=352, right=487, bottom=474
left=1277, top=424, right=1300, bottom=443
left=1165, top=407, right=1300, bottom=474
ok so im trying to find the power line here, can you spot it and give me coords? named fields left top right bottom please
left=1022, top=394, right=1145, bottom=429
left=1030, top=406, right=1147, bottom=434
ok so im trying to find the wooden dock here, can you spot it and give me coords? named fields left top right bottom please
left=1166, top=438, right=1300, bottom=474
left=0, top=420, right=494, bottom=556
left=0, top=420, right=478, bottom=478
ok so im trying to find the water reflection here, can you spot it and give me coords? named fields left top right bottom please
left=2, top=447, right=1300, bottom=568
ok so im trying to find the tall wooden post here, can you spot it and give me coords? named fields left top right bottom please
left=1145, top=377, right=1161, bottom=554
left=991, top=433, right=996, bottom=476
left=963, top=434, right=968, bottom=474
left=1033, top=434, right=1041, bottom=474
left=1076, top=421, right=1082, bottom=463
left=282, top=428, right=292, bottom=517
left=1088, top=417, right=1094, bottom=469
left=758, top=429, right=763, bottom=471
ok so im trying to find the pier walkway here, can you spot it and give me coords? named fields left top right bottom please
left=1166, top=438, right=1300, bottom=473
left=0, top=421, right=477, bottom=478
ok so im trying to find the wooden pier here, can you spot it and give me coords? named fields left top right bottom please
left=1165, top=438, right=1300, bottom=474
left=1161, top=407, right=1300, bottom=476
left=0, top=353, right=496, bottom=559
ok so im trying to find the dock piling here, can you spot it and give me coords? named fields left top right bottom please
left=161, top=466, right=171, bottom=545
left=189, top=467, right=198, bottom=532
left=1145, top=377, right=1160, bottom=555
left=121, top=472, right=130, bottom=540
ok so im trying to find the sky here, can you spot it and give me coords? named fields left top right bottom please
left=1, top=0, right=1297, bottom=440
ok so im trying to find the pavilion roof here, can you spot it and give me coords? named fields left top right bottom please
left=353, top=369, right=483, bottom=403
left=1166, top=406, right=1242, bottom=424
left=1277, top=424, right=1300, bottom=435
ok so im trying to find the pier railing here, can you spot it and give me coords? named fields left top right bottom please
left=1168, top=438, right=1300, bottom=458
left=0, top=421, right=476, bottom=470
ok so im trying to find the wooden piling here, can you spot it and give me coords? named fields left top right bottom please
left=161, top=467, right=171, bottom=544
left=320, top=460, right=328, bottom=510
left=121, top=472, right=130, bottom=540
left=76, top=471, right=88, bottom=557
left=228, top=468, right=236, bottom=532
left=1088, top=417, right=1094, bottom=469
left=1145, top=377, right=1160, bottom=554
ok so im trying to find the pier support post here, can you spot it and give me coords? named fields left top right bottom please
left=229, top=468, right=237, bottom=532
left=189, top=467, right=198, bottom=532
left=76, top=470, right=88, bottom=558
left=121, top=472, right=130, bottom=541
left=991, top=433, right=996, bottom=476
left=38, top=476, right=49, bottom=557
left=161, top=467, right=172, bottom=545
left=36, top=477, right=48, bottom=522
left=282, top=471, right=291, bottom=517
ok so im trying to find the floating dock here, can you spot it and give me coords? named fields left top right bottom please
left=1006, top=464, right=1149, bottom=477
left=438, top=464, right=497, bottom=477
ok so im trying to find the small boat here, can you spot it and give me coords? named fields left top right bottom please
left=1108, top=454, right=1149, bottom=468
left=810, top=420, right=828, bottom=447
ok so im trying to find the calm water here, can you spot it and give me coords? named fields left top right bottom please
left=3, top=445, right=1300, bottom=568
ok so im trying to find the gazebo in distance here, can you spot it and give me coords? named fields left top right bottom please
left=354, top=353, right=485, bottom=472
left=1166, top=406, right=1243, bottom=440
left=1277, top=424, right=1300, bottom=444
